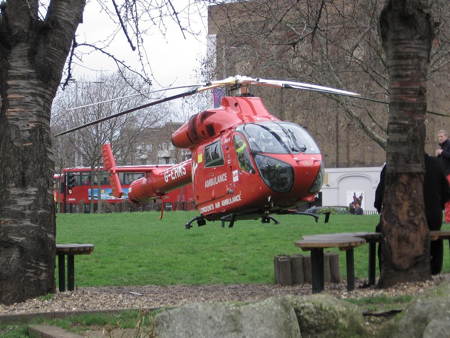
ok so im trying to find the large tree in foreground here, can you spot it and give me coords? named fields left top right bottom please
left=378, top=0, right=435, bottom=286
left=0, top=0, right=86, bottom=304
left=0, top=0, right=203, bottom=304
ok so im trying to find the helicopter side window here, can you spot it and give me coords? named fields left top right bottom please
left=204, top=141, right=224, bottom=167
left=233, top=134, right=255, bottom=173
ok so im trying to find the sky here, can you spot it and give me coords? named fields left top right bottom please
left=72, top=1, right=210, bottom=88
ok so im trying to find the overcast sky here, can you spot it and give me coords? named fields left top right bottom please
left=72, top=1, right=209, bottom=88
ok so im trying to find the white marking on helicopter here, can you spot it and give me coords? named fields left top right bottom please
left=232, top=170, right=239, bottom=182
left=199, top=193, right=242, bottom=213
left=220, top=194, right=241, bottom=207
left=205, top=173, right=227, bottom=188
left=192, top=161, right=198, bottom=179
left=163, top=163, right=187, bottom=183
left=200, top=204, right=214, bottom=213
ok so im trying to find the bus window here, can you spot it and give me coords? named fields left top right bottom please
left=100, top=175, right=109, bottom=185
left=80, top=173, right=91, bottom=185
left=66, top=172, right=82, bottom=187
left=119, top=172, right=145, bottom=185
left=91, top=172, right=108, bottom=185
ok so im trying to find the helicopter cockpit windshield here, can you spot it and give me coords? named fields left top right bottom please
left=239, top=121, right=320, bottom=154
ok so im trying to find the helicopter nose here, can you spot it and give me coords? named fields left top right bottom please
left=294, top=159, right=321, bottom=177
left=295, top=159, right=321, bottom=166
left=254, top=154, right=294, bottom=193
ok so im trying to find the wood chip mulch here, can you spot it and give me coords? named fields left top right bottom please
left=1, top=274, right=449, bottom=316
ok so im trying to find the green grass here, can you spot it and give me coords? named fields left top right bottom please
left=55, top=211, right=450, bottom=287
left=0, top=310, right=157, bottom=337
left=4, top=212, right=447, bottom=336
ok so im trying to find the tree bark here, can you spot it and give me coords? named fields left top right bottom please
left=378, top=0, right=434, bottom=287
left=0, top=0, right=85, bottom=304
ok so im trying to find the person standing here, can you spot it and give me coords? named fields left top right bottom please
left=436, top=130, right=450, bottom=223
left=374, top=154, right=450, bottom=274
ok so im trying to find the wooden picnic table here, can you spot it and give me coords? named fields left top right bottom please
left=297, top=230, right=450, bottom=294
left=301, top=232, right=383, bottom=287
left=56, top=244, right=94, bottom=292
left=430, top=230, right=450, bottom=241
left=295, top=236, right=366, bottom=293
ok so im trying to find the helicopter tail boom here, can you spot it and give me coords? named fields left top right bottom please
left=102, top=144, right=123, bottom=198
left=128, top=160, right=193, bottom=203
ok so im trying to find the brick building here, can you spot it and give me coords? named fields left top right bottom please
left=207, top=1, right=449, bottom=168
left=130, top=122, right=190, bottom=165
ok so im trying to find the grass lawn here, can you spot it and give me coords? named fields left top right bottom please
left=2, top=212, right=449, bottom=337
left=56, top=211, right=450, bottom=287
left=0, top=310, right=157, bottom=337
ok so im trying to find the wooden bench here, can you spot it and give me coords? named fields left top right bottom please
left=302, top=232, right=383, bottom=286
left=430, top=230, right=450, bottom=241
left=297, top=230, right=450, bottom=294
left=295, top=236, right=366, bottom=293
left=56, top=244, right=94, bottom=292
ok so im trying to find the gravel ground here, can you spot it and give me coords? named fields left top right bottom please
left=2, top=274, right=449, bottom=315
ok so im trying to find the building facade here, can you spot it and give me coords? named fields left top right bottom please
left=207, top=1, right=450, bottom=168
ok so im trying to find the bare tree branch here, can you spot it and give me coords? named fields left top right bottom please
left=111, top=0, right=136, bottom=51
left=76, top=42, right=151, bottom=86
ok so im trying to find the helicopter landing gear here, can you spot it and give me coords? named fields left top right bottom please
left=185, top=216, right=206, bottom=229
left=220, top=214, right=236, bottom=228
left=277, top=209, right=319, bottom=222
left=261, top=215, right=279, bottom=224
left=291, top=211, right=319, bottom=222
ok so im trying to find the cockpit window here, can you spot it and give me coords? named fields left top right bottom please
left=234, top=134, right=255, bottom=173
left=238, top=121, right=320, bottom=154
left=204, top=140, right=224, bottom=167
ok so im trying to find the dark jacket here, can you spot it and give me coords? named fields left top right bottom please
left=438, top=138, right=450, bottom=175
left=374, top=155, right=450, bottom=230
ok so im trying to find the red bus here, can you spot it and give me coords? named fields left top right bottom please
left=54, top=166, right=194, bottom=212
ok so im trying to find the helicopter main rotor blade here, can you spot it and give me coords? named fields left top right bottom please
left=55, top=75, right=449, bottom=137
left=55, top=78, right=243, bottom=137
left=228, top=75, right=361, bottom=98
left=231, top=76, right=449, bottom=116
left=65, top=84, right=201, bottom=112
left=55, top=87, right=200, bottom=137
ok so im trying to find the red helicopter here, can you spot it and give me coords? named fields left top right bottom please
left=57, top=76, right=362, bottom=228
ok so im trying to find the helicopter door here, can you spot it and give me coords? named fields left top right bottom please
left=196, top=139, right=229, bottom=206
left=229, top=133, right=258, bottom=203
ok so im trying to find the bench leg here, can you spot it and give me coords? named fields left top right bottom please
left=346, top=249, right=355, bottom=291
left=58, top=254, right=66, bottom=292
left=311, top=249, right=324, bottom=293
left=67, top=255, right=75, bottom=291
left=368, top=240, right=376, bottom=285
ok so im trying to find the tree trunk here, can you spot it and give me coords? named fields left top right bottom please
left=0, top=0, right=85, bottom=304
left=378, top=0, right=434, bottom=287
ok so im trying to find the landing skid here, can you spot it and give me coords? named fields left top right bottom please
left=277, top=209, right=320, bottom=222
left=220, top=214, right=236, bottom=228
left=185, top=216, right=207, bottom=229
left=261, top=215, right=279, bottom=224
left=184, top=208, right=329, bottom=230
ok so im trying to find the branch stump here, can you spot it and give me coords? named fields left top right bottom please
left=274, top=255, right=292, bottom=285
left=274, top=253, right=340, bottom=285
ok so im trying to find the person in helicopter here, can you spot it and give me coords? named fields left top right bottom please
left=234, top=135, right=254, bottom=173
